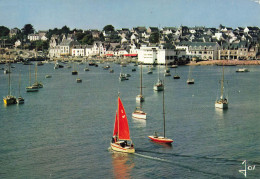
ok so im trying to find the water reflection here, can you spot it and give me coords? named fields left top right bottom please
left=215, top=108, right=228, bottom=119
left=132, top=117, right=146, bottom=128
left=111, top=152, right=134, bottom=179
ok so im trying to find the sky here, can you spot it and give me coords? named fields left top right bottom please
left=0, top=0, right=260, bottom=31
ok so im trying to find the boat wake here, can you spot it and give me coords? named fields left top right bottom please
left=134, top=153, right=172, bottom=163
left=134, top=150, right=247, bottom=178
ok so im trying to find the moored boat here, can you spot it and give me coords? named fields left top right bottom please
left=236, top=68, right=249, bottom=72
left=149, top=82, right=173, bottom=144
left=215, top=65, right=228, bottom=109
left=132, top=107, right=147, bottom=120
left=153, top=65, right=164, bottom=91
left=76, top=78, right=82, bottom=83
left=187, top=66, right=194, bottom=84
left=16, top=71, right=24, bottom=104
left=3, top=62, right=17, bottom=105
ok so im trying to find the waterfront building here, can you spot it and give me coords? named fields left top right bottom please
left=188, top=42, right=220, bottom=60
left=138, top=44, right=177, bottom=64
left=72, top=45, right=86, bottom=57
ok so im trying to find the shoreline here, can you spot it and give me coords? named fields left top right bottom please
left=188, top=60, right=260, bottom=66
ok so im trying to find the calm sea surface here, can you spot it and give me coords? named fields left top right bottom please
left=0, top=62, right=259, bottom=178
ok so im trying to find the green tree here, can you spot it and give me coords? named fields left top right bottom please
left=103, top=25, right=114, bottom=32
left=75, top=32, right=85, bottom=41
left=149, top=32, right=159, bottom=43
left=22, top=24, right=34, bottom=35
left=61, top=25, right=70, bottom=34
left=0, top=26, right=10, bottom=37
left=81, top=34, right=94, bottom=45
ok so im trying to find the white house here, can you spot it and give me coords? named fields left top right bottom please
left=28, top=34, right=40, bottom=41
left=72, top=45, right=85, bottom=57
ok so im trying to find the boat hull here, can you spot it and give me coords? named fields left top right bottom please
left=132, top=111, right=147, bottom=120
left=136, top=95, right=144, bottom=102
left=17, top=97, right=24, bottom=104
left=215, top=102, right=228, bottom=109
left=3, top=96, right=17, bottom=105
left=26, top=86, right=39, bottom=92
left=148, top=136, right=173, bottom=144
left=153, top=85, right=164, bottom=91
left=110, top=143, right=135, bottom=153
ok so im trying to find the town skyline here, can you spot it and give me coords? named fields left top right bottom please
left=1, top=0, right=260, bottom=31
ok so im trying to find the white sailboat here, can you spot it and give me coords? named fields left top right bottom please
left=26, top=65, right=38, bottom=92
left=153, top=65, right=164, bottom=91
left=215, top=65, right=228, bottom=109
left=136, top=64, right=144, bottom=102
left=149, top=81, right=173, bottom=144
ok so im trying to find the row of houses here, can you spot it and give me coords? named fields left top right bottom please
left=48, top=34, right=259, bottom=64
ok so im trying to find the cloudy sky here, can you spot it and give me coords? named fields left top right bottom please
left=0, top=0, right=260, bottom=30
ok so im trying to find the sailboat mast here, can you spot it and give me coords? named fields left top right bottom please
left=117, top=96, right=120, bottom=138
left=163, top=83, right=165, bottom=138
left=8, top=61, right=11, bottom=96
left=19, top=71, right=21, bottom=96
left=29, top=65, right=31, bottom=85
left=35, top=63, right=37, bottom=82
left=158, top=65, right=160, bottom=80
left=140, top=63, right=143, bottom=96
left=220, top=65, right=224, bottom=99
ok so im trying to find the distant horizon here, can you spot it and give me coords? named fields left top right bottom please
left=1, top=0, right=260, bottom=31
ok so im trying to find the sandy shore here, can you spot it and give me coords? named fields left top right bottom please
left=188, top=60, right=260, bottom=66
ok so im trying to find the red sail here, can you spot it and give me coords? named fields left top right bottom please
left=113, top=112, right=118, bottom=136
left=118, top=97, right=130, bottom=140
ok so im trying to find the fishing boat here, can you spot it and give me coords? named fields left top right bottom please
left=153, top=65, right=164, bottom=91
left=84, top=67, right=89, bottom=71
left=16, top=71, right=24, bottom=104
left=26, top=65, right=38, bottom=92
left=136, top=64, right=144, bottom=102
left=215, top=65, right=228, bottom=109
left=3, top=62, right=17, bottom=105
left=148, top=84, right=173, bottom=144
left=187, top=65, right=194, bottom=84
left=110, top=96, right=135, bottom=153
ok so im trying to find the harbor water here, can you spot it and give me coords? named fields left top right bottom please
left=0, top=62, right=259, bottom=178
